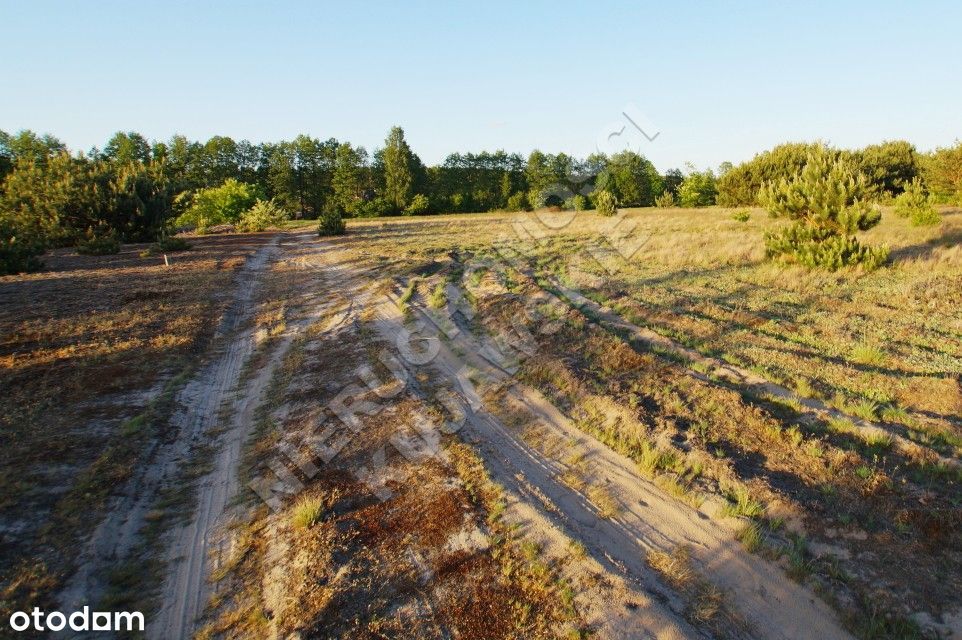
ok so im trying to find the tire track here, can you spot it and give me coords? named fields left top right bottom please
left=58, top=237, right=280, bottom=634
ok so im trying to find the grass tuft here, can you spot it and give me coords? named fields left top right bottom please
left=736, top=522, right=763, bottom=552
left=721, top=486, right=764, bottom=519
left=850, top=344, right=887, bottom=367
left=428, top=282, right=447, bottom=309
left=290, top=494, right=325, bottom=529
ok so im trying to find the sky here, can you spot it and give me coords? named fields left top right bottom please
left=2, top=0, right=961, bottom=172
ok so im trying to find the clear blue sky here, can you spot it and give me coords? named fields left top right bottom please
left=2, top=1, right=960, bottom=171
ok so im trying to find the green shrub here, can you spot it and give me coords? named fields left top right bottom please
left=449, top=192, right=467, bottom=211
left=357, top=197, right=392, bottom=218
left=528, top=188, right=547, bottom=210
left=593, top=190, right=618, bottom=217
left=677, top=167, right=717, bottom=207
left=760, top=145, right=888, bottom=270
left=564, top=193, right=588, bottom=211
left=717, top=142, right=826, bottom=206
left=595, top=151, right=663, bottom=206
left=403, top=193, right=430, bottom=215
left=76, top=223, right=121, bottom=255
left=0, top=218, right=44, bottom=275
left=765, top=224, right=888, bottom=270
left=156, top=235, right=191, bottom=252
left=317, top=204, right=346, bottom=236
left=856, top=140, right=920, bottom=198
left=654, top=190, right=675, bottom=208
left=731, top=209, right=751, bottom=222
left=920, top=141, right=962, bottom=204
left=236, top=199, right=289, bottom=232
left=141, top=234, right=192, bottom=256
left=174, top=178, right=261, bottom=231
left=911, top=207, right=942, bottom=226
left=506, top=192, right=529, bottom=212
left=894, top=178, right=940, bottom=226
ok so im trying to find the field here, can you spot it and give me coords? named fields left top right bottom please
left=1, top=206, right=960, bottom=639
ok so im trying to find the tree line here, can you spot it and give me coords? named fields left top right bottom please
left=2, top=125, right=961, bottom=274
left=716, top=139, right=962, bottom=207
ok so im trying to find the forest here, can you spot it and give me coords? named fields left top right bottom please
left=1, top=125, right=961, bottom=274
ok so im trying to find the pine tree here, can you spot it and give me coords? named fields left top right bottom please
left=894, top=177, right=940, bottom=226
left=332, top=143, right=366, bottom=215
left=760, top=145, right=887, bottom=270
left=594, top=190, right=618, bottom=216
left=383, top=126, right=413, bottom=213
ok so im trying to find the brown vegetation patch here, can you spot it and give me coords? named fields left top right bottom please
left=0, top=233, right=271, bottom=620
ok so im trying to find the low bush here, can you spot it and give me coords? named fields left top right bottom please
left=506, top=192, right=529, bottom=212
left=564, top=194, right=588, bottom=211
left=760, top=145, right=888, bottom=270
left=141, top=234, right=192, bottom=256
left=403, top=193, right=430, bottom=216
left=593, top=190, right=618, bottom=217
left=677, top=168, right=718, bottom=207
left=921, top=140, right=962, bottom=204
left=893, top=178, right=928, bottom=217
left=731, top=209, right=751, bottom=222
left=894, top=178, right=940, bottom=226
left=911, top=207, right=942, bottom=226
left=765, top=224, right=888, bottom=270
left=357, top=197, right=392, bottom=218
left=317, top=204, right=346, bottom=236
left=236, top=199, right=289, bottom=232
left=654, top=191, right=676, bottom=208
left=0, top=219, right=44, bottom=275
left=174, top=178, right=261, bottom=231
left=76, top=223, right=121, bottom=255
left=156, top=235, right=191, bottom=251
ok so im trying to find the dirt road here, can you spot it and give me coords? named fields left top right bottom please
left=58, top=238, right=280, bottom=626
left=60, top=232, right=853, bottom=639
left=317, top=242, right=852, bottom=640
left=150, top=234, right=341, bottom=639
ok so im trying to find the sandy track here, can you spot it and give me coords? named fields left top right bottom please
left=315, top=242, right=851, bottom=640
left=68, top=233, right=851, bottom=639
left=150, top=233, right=340, bottom=639
left=418, top=310, right=849, bottom=639
left=57, top=238, right=280, bottom=628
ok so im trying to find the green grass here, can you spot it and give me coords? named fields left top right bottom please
left=862, top=431, right=894, bottom=453
left=850, top=344, right=887, bottom=367
left=855, top=465, right=873, bottom=480
left=290, top=494, right=325, bottom=529
left=428, top=282, right=447, bottom=309
left=721, top=486, right=764, bottom=519
left=736, top=522, right=763, bottom=552
left=785, top=535, right=813, bottom=582
left=850, top=399, right=881, bottom=421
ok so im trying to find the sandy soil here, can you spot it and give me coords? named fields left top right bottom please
left=150, top=234, right=345, bottom=639
left=57, top=238, right=281, bottom=626
left=315, top=241, right=852, bottom=640
left=59, top=232, right=855, bottom=639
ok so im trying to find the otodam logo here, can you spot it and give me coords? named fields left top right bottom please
left=7, top=607, right=144, bottom=633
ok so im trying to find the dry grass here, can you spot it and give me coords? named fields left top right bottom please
left=204, top=284, right=581, bottom=639
left=647, top=546, right=741, bottom=635
left=289, top=494, right=325, bottom=529
left=9, top=207, right=960, bottom=636
left=0, top=233, right=271, bottom=619
left=340, top=210, right=960, bottom=633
